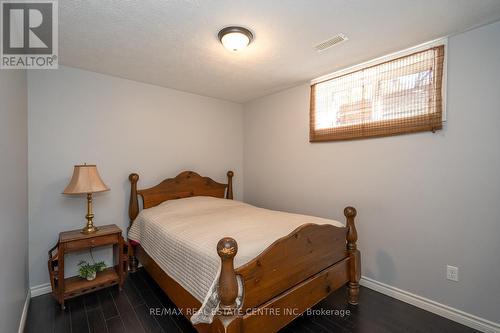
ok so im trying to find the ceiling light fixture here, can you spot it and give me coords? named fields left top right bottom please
left=218, top=26, right=254, bottom=52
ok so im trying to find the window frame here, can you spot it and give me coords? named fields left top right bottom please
left=309, top=38, right=447, bottom=142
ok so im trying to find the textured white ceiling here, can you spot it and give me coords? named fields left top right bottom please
left=59, top=0, right=500, bottom=103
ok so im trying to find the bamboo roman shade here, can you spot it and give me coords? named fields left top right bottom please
left=310, top=45, right=445, bottom=142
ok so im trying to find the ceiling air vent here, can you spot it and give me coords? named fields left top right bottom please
left=314, top=33, right=348, bottom=52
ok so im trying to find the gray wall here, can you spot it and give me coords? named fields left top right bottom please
left=0, top=70, right=28, bottom=332
left=28, top=66, right=244, bottom=287
left=243, top=21, right=500, bottom=323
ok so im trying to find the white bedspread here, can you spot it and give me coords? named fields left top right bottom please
left=128, top=196, right=343, bottom=324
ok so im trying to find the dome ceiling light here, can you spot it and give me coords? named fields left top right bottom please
left=218, top=26, right=254, bottom=52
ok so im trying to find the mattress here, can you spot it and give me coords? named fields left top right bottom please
left=128, top=196, right=344, bottom=324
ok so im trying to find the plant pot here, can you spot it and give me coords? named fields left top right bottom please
left=86, top=271, right=96, bottom=281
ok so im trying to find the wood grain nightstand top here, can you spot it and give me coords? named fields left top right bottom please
left=59, top=224, right=121, bottom=243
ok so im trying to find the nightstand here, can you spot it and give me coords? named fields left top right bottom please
left=47, top=224, right=128, bottom=309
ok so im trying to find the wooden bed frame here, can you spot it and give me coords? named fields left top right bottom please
left=128, top=170, right=360, bottom=333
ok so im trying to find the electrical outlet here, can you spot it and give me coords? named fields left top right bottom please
left=446, top=265, right=459, bottom=282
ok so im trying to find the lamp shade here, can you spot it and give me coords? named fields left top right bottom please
left=63, top=164, right=109, bottom=194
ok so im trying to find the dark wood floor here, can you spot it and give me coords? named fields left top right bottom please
left=26, top=268, right=477, bottom=333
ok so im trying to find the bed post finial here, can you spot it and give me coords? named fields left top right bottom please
left=128, top=173, right=140, bottom=273
left=217, top=237, right=238, bottom=316
left=226, top=171, right=234, bottom=200
left=344, top=206, right=360, bottom=305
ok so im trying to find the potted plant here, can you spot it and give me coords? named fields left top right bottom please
left=78, top=260, right=106, bottom=281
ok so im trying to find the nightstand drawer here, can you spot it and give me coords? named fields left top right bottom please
left=64, top=234, right=118, bottom=252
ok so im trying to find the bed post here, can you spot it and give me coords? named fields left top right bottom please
left=217, top=237, right=238, bottom=314
left=226, top=171, right=234, bottom=200
left=128, top=173, right=140, bottom=273
left=214, top=237, right=241, bottom=332
left=345, top=206, right=360, bottom=305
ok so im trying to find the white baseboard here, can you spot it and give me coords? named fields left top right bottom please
left=18, top=290, right=30, bottom=333
left=30, top=283, right=52, bottom=297
left=360, top=276, right=500, bottom=333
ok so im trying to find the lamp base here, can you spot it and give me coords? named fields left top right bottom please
left=81, top=193, right=98, bottom=234
left=81, top=225, right=99, bottom=234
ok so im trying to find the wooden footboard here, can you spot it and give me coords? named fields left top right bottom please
left=237, top=223, right=348, bottom=309
left=241, top=257, right=351, bottom=333
left=214, top=207, right=360, bottom=333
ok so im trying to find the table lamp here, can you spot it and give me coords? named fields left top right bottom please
left=63, top=164, right=110, bottom=234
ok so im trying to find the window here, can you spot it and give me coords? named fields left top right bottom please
left=310, top=45, right=445, bottom=142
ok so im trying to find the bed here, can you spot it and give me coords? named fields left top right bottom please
left=127, top=170, right=360, bottom=333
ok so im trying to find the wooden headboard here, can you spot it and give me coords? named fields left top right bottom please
left=128, top=170, right=233, bottom=227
